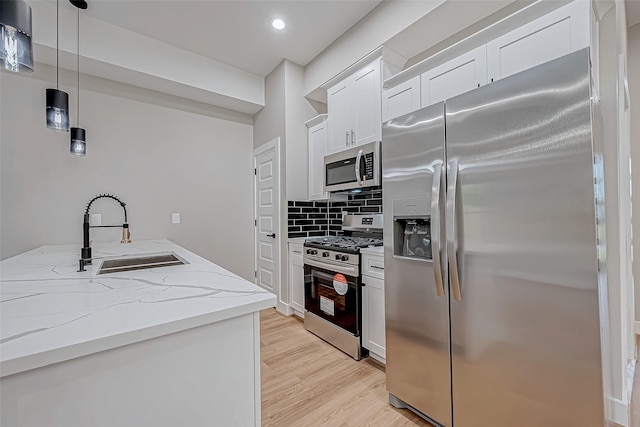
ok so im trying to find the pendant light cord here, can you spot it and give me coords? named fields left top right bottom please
left=56, top=0, right=59, bottom=89
left=76, top=7, right=80, bottom=126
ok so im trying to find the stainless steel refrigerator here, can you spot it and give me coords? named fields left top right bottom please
left=382, top=48, right=605, bottom=426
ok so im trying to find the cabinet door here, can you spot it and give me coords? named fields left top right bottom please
left=487, top=0, right=589, bottom=82
left=288, top=246, right=305, bottom=315
left=327, top=81, right=353, bottom=154
left=382, top=75, right=421, bottom=122
left=308, top=121, right=328, bottom=200
left=362, top=275, right=385, bottom=360
left=352, top=61, right=382, bottom=146
left=421, top=45, right=487, bottom=107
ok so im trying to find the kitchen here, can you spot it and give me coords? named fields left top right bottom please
left=1, top=0, right=638, bottom=426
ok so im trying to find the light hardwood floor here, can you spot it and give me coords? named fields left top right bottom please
left=260, top=308, right=432, bottom=427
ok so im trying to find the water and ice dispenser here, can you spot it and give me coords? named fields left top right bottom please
left=393, top=218, right=432, bottom=260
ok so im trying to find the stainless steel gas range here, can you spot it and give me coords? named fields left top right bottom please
left=303, top=214, right=383, bottom=360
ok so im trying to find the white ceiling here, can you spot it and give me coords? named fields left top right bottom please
left=83, top=0, right=382, bottom=77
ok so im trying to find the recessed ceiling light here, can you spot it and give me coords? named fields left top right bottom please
left=271, top=18, right=285, bottom=30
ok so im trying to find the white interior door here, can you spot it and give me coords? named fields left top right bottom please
left=254, top=140, right=280, bottom=297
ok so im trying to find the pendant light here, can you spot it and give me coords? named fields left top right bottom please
left=69, top=2, right=85, bottom=156
left=46, top=0, right=69, bottom=131
left=0, top=0, right=34, bottom=73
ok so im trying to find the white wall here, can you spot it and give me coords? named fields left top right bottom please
left=284, top=60, right=319, bottom=201
left=252, top=60, right=318, bottom=314
left=0, top=69, right=255, bottom=281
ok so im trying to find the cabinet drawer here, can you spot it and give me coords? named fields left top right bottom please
left=362, top=254, right=384, bottom=279
left=289, top=243, right=303, bottom=256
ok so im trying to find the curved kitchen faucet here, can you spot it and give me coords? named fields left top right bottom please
left=78, top=194, right=131, bottom=272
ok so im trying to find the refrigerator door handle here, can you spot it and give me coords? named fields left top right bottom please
left=355, top=149, right=364, bottom=186
left=447, top=159, right=463, bottom=301
left=431, top=162, right=445, bottom=297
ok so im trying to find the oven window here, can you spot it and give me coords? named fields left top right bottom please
left=304, top=265, right=359, bottom=336
left=326, top=158, right=357, bottom=186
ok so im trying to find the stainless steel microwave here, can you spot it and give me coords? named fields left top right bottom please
left=323, top=141, right=381, bottom=192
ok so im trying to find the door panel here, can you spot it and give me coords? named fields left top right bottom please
left=353, top=63, right=381, bottom=146
left=382, top=103, right=451, bottom=427
left=255, top=145, right=279, bottom=294
left=383, top=76, right=421, bottom=122
left=327, top=82, right=352, bottom=154
left=421, top=45, right=487, bottom=108
left=445, top=49, right=603, bottom=427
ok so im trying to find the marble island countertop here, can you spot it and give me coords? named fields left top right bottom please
left=0, top=239, right=276, bottom=377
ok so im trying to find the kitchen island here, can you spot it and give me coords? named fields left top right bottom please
left=0, top=240, right=276, bottom=427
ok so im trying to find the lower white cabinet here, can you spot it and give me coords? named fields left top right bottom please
left=288, top=243, right=305, bottom=316
left=361, top=253, right=385, bottom=363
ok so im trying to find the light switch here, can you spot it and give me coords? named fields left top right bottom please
left=172, top=213, right=181, bottom=224
left=89, top=213, right=102, bottom=226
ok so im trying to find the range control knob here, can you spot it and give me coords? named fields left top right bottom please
left=322, top=252, right=330, bottom=258
left=335, top=254, right=341, bottom=260
left=341, top=255, right=349, bottom=261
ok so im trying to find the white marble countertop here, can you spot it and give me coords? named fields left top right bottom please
left=360, top=246, right=384, bottom=255
left=0, top=239, right=276, bottom=377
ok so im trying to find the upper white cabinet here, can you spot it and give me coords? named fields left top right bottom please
left=421, top=45, right=487, bottom=107
left=327, top=81, right=353, bottom=153
left=382, top=76, right=421, bottom=122
left=327, top=60, right=382, bottom=154
left=383, top=0, right=589, bottom=116
left=486, top=0, right=589, bottom=83
left=307, top=115, right=328, bottom=201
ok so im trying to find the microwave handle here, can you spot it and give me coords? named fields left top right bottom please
left=355, top=149, right=364, bottom=186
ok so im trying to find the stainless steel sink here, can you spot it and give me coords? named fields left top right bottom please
left=97, top=252, right=188, bottom=275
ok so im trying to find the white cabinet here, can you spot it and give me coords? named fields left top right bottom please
left=361, top=252, right=385, bottom=363
left=384, top=0, right=589, bottom=116
left=486, top=0, right=589, bottom=83
left=306, top=115, right=328, bottom=201
left=421, top=45, right=487, bottom=107
left=288, top=243, right=305, bottom=316
left=327, top=81, right=352, bottom=154
left=327, top=60, right=382, bottom=154
left=382, top=75, right=421, bottom=122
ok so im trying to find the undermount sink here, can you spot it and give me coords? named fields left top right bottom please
left=97, top=252, right=188, bottom=275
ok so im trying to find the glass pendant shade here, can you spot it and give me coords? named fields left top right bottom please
left=0, top=0, right=33, bottom=73
left=46, top=89, right=69, bottom=131
left=70, top=127, right=86, bottom=156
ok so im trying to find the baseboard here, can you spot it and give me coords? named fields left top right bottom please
left=609, top=396, right=629, bottom=426
left=276, top=302, right=292, bottom=316
left=368, top=351, right=386, bottom=365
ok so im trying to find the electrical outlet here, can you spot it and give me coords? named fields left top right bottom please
left=89, top=213, right=102, bottom=226
left=172, top=213, right=181, bottom=224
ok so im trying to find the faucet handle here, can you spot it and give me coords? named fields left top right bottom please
left=121, top=224, right=131, bottom=244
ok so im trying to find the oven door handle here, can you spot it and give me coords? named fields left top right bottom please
left=303, top=257, right=359, bottom=277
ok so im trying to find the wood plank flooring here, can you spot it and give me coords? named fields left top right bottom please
left=260, top=309, right=432, bottom=427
